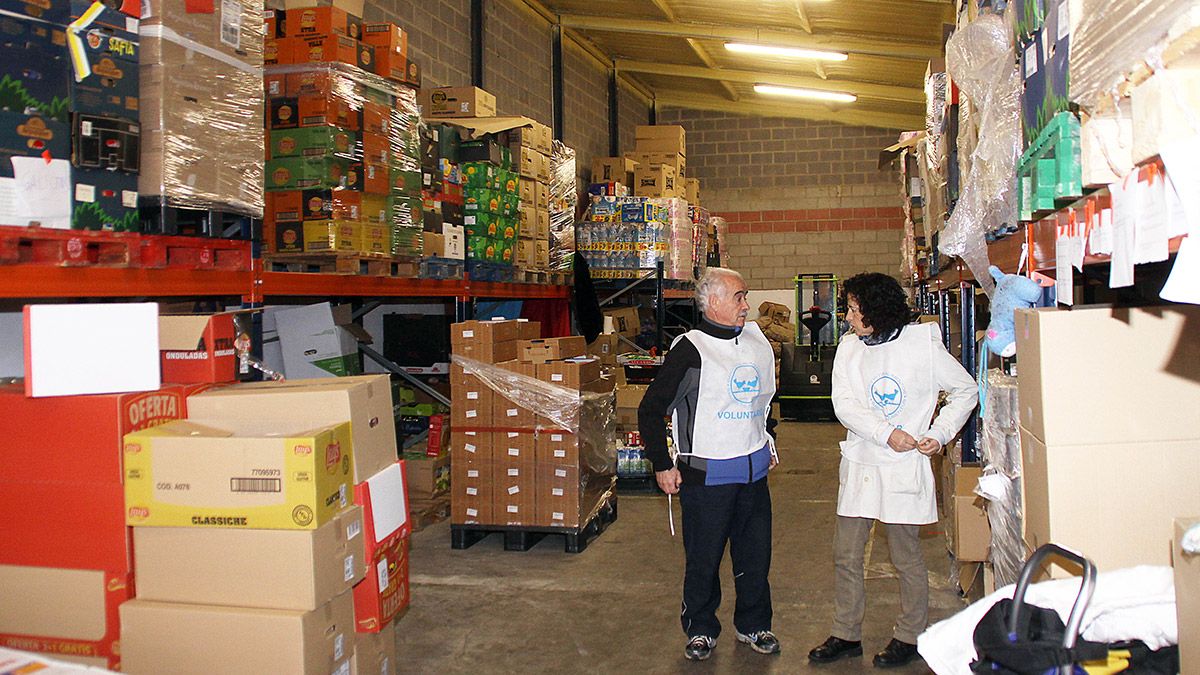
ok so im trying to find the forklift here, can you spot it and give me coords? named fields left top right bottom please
left=778, top=274, right=841, bottom=422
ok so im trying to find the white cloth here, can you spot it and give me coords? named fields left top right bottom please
left=918, top=566, right=1179, bottom=675
left=832, top=323, right=977, bottom=524
left=671, top=321, right=775, bottom=460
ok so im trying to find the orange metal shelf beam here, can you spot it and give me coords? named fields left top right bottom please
left=2, top=266, right=253, bottom=298
left=257, top=272, right=569, bottom=299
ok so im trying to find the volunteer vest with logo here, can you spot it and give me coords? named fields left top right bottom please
left=671, top=321, right=776, bottom=460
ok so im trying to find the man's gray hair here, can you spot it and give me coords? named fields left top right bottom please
left=695, top=267, right=746, bottom=313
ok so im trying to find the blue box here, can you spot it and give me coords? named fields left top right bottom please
left=72, top=112, right=138, bottom=172
left=72, top=166, right=139, bottom=231
left=1012, top=0, right=1044, bottom=44
left=0, top=111, right=70, bottom=177
left=1020, top=26, right=1070, bottom=148
left=68, top=26, right=139, bottom=119
left=0, top=15, right=71, bottom=121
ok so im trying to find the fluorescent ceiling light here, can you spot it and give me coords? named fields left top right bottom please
left=725, top=42, right=848, bottom=61
left=754, top=84, right=857, bottom=103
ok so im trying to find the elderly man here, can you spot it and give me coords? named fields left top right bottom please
left=638, top=267, right=780, bottom=662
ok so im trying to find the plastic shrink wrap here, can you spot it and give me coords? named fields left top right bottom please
left=140, top=0, right=265, bottom=216
left=944, top=10, right=1021, bottom=295
left=548, top=140, right=577, bottom=270
left=979, top=369, right=1024, bottom=588
left=452, top=354, right=617, bottom=527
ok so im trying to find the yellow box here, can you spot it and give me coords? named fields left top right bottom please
left=123, top=419, right=354, bottom=530
left=361, top=222, right=389, bottom=256
left=302, top=220, right=362, bottom=253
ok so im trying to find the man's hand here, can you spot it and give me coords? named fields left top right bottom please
left=887, top=428, right=918, bottom=453
left=916, top=437, right=942, bottom=456
left=656, top=467, right=682, bottom=494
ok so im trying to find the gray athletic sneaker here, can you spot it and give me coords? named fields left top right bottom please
left=736, top=630, right=781, bottom=655
left=684, top=635, right=716, bottom=661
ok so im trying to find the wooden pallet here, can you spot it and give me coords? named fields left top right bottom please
left=449, top=495, right=617, bottom=554
left=0, top=225, right=136, bottom=267
left=409, top=495, right=451, bottom=533
left=265, top=253, right=419, bottom=277
left=514, top=267, right=549, bottom=284
left=138, top=235, right=252, bottom=271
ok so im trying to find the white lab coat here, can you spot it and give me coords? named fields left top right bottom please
left=831, top=323, right=977, bottom=524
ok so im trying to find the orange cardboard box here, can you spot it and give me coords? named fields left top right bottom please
left=363, top=162, right=389, bottom=195
left=158, top=312, right=241, bottom=384
left=289, top=34, right=359, bottom=67
left=298, top=93, right=360, bottom=130
left=362, top=101, right=390, bottom=136
left=286, top=68, right=335, bottom=98
left=361, top=131, right=389, bottom=166
left=284, top=6, right=356, bottom=38
left=352, top=535, right=409, bottom=633
left=0, top=480, right=130, bottom=572
left=361, top=22, right=405, bottom=56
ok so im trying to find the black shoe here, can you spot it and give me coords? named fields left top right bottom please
left=808, top=635, right=863, bottom=663
left=736, top=630, right=781, bottom=655
left=684, top=635, right=716, bottom=661
left=872, top=639, right=919, bottom=668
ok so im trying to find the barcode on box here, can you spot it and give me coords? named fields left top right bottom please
left=230, top=477, right=281, bottom=493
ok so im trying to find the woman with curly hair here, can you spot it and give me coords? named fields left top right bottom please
left=808, top=272, right=977, bottom=668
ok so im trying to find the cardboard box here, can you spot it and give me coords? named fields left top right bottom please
left=603, top=307, right=641, bottom=338
left=451, top=377, right=494, bottom=427
left=353, top=534, right=408, bottom=633
left=121, top=591, right=355, bottom=675
left=362, top=23, right=405, bottom=57
left=757, top=301, right=791, bottom=324
left=949, top=466, right=990, bottom=562
left=454, top=339, right=517, bottom=364
left=1131, top=67, right=1200, bottom=165
left=405, top=453, right=450, bottom=499
left=1020, top=427, right=1200, bottom=575
left=1175, top=517, right=1200, bottom=675
left=158, top=312, right=239, bottom=384
left=451, top=319, right=519, bottom=345
left=450, top=430, right=491, bottom=463
left=537, top=357, right=600, bottom=389
left=0, top=565, right=128, bottom=670
left=271, top=303, right=368, bottom=378
left=352, top=620, right=397, bottom=675
left=591, top=157, right=637, bottom=184
left=633, top=164, right=678, bottom=198
left=587, top=334, right=620, bottom=366
left=0, top=23, right=68, bottom=124
left=491, top=377, right=535, bottom=428
left=284, top=6, right=357, bottom=38
left=123, top=419, right=354, bottom=530
left=1015, top=305, right=1200, bottom=446
left=519, top=336, right=587, bottom=363
left=187, top=375, right=398, bottom=484
left=451, top=457, right=492, bottom=525
left=634, top=135, right=686, bottom=155
left=615, top=384, right=648, bottom=411
left=534, top=180, right=548, bottom=210
left=419, top=87, right=496, bottom=118
left=626, top=151, right=685, bottom=176
left=493, top=439, right=535, bottom=527
left=282, top=0, right=365, bottom=16
left=635, top=124, right=685, bottom=147
left=355, top=461, right=411, bottom=554
left=133, top=505, right=365, bottom=611
left=69, top=28, right=140, bottom=120
left=684, top=178, right=700, bottom=205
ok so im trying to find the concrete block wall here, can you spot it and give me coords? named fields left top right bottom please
left=363, top=0, right=470, bottom=89
left=563, top=40, right=610, bottom=194
left=617, top=81, right=651, bottom=156
left=484, top=1, right=552, bottom=122
left=656, top=107, right=906, bottom=288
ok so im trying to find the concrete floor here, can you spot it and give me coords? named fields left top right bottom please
left=397, top=422, right=968, bottom=673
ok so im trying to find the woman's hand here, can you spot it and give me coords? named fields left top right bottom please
left=887, top=428, right=918, bottom=453
left=916, top=437, right=942, bottom=456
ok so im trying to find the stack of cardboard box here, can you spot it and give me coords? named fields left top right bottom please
left=1014, top=306, right=1200, bottom=577
left=120, top=375, right=410, bottom=673
left=417, top=123, right=466, bottom=262
left=450, top=319, right=615, bottom=529
left=265, top=4, right=419, bottom=88
left=627, top=125, right=686, bottom=200
left=140, top=0, right=265, bottom=219
left=0, top=0, right=142, bottom=231
left=264, top=8, right=424, bottom=260
left=579, top=195, right=696, bottom=280
left=508, top=121, right=554, bottom=270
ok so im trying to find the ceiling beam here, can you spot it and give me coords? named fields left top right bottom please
left=615, top=59, right=924, bottom=103
left=557, top=14, right=942, bottom=60
left=653, top=90, right=924, bottom=130
left=644, top=0, right=738, bottom=101
left=794, top=0, right=812, bottom=34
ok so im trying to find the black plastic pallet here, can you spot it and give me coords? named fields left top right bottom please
left=616, top=475, right=660, bottom=494
left=450, top=497, right=617, bottom=553
left=420, top=256, right=464, bottom=280
left=139, top=199, right=260, bottom=240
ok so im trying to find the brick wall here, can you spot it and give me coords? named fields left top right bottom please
left=617, top=79, right=651, bottom=156
left=655, top=107, right=907, bottom=288
left=363, top=0, right=470, bottom=89
left=484, top=1, right=553, bottom=123
left=563, top=39, right=610, bottom=197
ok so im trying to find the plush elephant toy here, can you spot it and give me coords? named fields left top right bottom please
left=984, top=265, right=1043, bottom=357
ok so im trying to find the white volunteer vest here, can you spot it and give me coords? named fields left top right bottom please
left=671, top=321, right=776, bottom=459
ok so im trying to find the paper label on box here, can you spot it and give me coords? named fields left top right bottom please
left=552, top=488, right=564, bottom=496
left=220, top=0, right=241, bottom=49
left=74, top=183, right=95, bottom=203
left=552, top=511, right=563, bottom=520
left=1057, top=2, right=1069, bottom=40
left=81, top=121, right=93, bottom=137
left=508, top=448, right=519, bottom=456
left=334, top=633, right=345, bottom=660
left=343, top=554, right=355, bottom=582
left=339, top=483, right=347, bottom=507
left=554, top=450, right=565, bottom=458
left=507, top=468, right=519, bottom=476
left=126, top=16, right=138, bottom=32
left=507, top=432, right=519, bottom=438
left=555, top=469, right=567, bottom=478
left=347, top=520, right=362, bottom=540
left=142, top=0, right=152, bottom=18
left=467, top=391, right=479, bottom=400
left=462, top=329, right=474, bottom=338
left=506, top=408, right=518, bottom=417
left=467, top=469, right=479, bottom=478
left=551, top=434, right=564, bottom=442
left=377, top=559, right=389, bottom=590
left=507, top=505, right=518, bottom=513
left=1024, top=44, right=1038, bottom=78
left=122, top=190, right=137, bottom=208
left=466, top=507, right=478, bottom=516
left=465, top=443, right=476, bottom=452
left=466, top=487, right=477, bottom=495
left=551, top=374, right=563, bottom=382
left=466, top=410, right=477, bottom=418
left=507, top=485, right=519, bottom=495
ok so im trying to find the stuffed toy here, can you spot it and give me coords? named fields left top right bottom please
left=984, top=265, right=1043, bottom=357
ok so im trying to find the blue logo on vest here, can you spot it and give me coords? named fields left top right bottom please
left=870, top=375, right=904, bottom=418
left=729, top=364, right=761, bottom=404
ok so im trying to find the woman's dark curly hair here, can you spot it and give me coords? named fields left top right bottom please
left=841, top=272, right=914, bottom=336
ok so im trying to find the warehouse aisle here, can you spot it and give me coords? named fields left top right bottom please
left=398, top=422, right=966, bottom=673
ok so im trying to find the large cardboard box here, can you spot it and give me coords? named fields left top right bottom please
left=1176, top=518, right=1200, bottom=675
left=1020, top=427, right=1200, bottom=575
left=158, top=312, right=241, bottom=384
left=493, top=447, right=535, bottom=527
left=603, top=307, right=641, bottom=338
left=537, top=357, right=600, bottom=389
left=419, top=87, right=496, bottom=118
left=352, top=621, right=397, bottom=675
left=591, top=156, right=637, bottom=185
left=451, top=319, right=519, bottom=344
left=0, top=565, right=129, bottom=670
left=518, top=336, right=587, bottom=363
left=633, top=165, right=677, bottom=198
left=120, top=591, right=355, bottom=675
left=1015, top=305, right=1200, bottom=446
left=450, top=430, right=492, bottom=463
left=587, top=334, right=620, bottom=366
left=352, top=535, right=409, bottom=633
left=0, top=480, right=131, bottom=574
left=123, top=420, right=355, bottom=530
left=949, top=466, right=990, bottom=562
left=1131, top=68, right=1200, bottom=165
left=133, top=506, right=365, bottom=611
left=635, top=124, right=685, bottom=147
left=451, top=376, right=495, bottom=427
left=451, top=458, right=493, bottom=525
left=274, top=303, right=369, bottom=378
left=405, top=453, right=450, bottom=500
left=454, top=339, right=517, bottom=364
left=354, top=461, right=411, bottom=555
left=187, top=374, right=398, bottom=483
